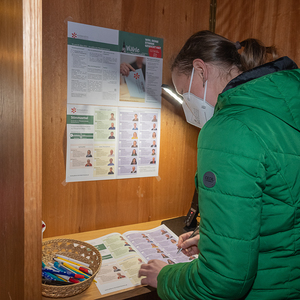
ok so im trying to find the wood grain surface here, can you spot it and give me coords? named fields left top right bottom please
left=215, top=0, right=300, bottom=64
left=1, top=0, right=42, bottom=299
left=42, top=0, right=210, bottom=238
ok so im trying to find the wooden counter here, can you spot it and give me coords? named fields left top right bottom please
left=42, top=219, right=167, bottom=300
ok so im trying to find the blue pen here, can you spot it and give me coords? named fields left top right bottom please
left=42, top=267, right=84, bottom=279
left=56, top=264, right=89, bottom=281
left=53, top=262, right=86, bottom=280
left=42, top=271, right=64, bottom=282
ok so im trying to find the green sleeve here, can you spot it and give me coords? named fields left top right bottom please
left=157, top=116, right=266, bottom=299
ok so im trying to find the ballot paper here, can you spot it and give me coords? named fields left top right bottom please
left=86, top=224, right=197, bottom=296
left=126, top=69, right=145, bottom=99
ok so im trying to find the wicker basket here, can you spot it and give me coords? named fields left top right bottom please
left=42, top=239, right=102, bottom=298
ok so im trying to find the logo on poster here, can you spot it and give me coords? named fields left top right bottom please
left=71, top=107, right=77, bottom=113
left=72, top=32, right=77, bottom=38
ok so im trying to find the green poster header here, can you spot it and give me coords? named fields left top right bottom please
left=67, top=115, right=94, bottom=125
left=70, top=133, right=93, bottom=139
left=68, top=30, right=163, bottom=57
left=68, top=38, right=119, bottom=51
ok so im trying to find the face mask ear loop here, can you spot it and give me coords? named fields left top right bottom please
left=188, top=68, right=195, bottom=97
left=203, top=80, right=208, bottom=104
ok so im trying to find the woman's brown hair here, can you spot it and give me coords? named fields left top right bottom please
left=172, top=30, right=278, bottom=74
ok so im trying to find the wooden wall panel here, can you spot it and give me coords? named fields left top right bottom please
left=215, top=0, right=300, bottom=65
left=0, top=2, right=25, bottom=298
left=24, top=0, right=43, bottom=298
left=1, top=0, right=42, bottom=299
left=42, top=0, right=210, bottom=237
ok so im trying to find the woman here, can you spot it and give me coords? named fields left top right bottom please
left=131, top=158, right=137, bottom=165
left=139, top=31, right=300, bottom=299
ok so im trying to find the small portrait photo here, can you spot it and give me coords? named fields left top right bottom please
left=152, top=115, right=158, bottom=122
left=151, top=140, right=157, bottom=147
left=132, top=113, right=138, bottom=121
left=108, top=167, right=114, bottom=175
left=86, top=150, right=92, bottom=157
left=131, top=149, right=137, bottom=156
left=167, top=259, right=175, bottom=265
left=128, top=247, right=135, bottom=252
left=108, top=132, right=115, bottom=139
left=108, top=149, right=114, bottom=157
left=151, top=149, right=156, bottom=156
left=113, top=266, right=121, bottom=272
left=132, top=132, right=138, bottom=139
left=131, top=140, right=138, bottom=148
left=161, top=253, right=169, bottom=259
left=131, top=166, right=137, bottom=173
left=150, top=157, right=156, bottom=164
left=131, top=158, right=137, bottom=165
left=152, top=132, right=157, bottom=139
left=109, top=122, right=115, bottom=130
left=132, top=123, right=138, bottom=130
left=110, top=113, right=115, bottom=120
left=108, top=158, right=114, bottom=166
left=85, top=159, right=92, bottom=167
left=151, top=123, right=157, bottom=130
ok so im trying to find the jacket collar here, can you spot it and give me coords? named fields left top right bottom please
left=223, top=56, right=298, bottom=93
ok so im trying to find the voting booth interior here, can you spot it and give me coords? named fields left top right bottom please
left=41, top=0, right=209, bottom=239
left=2, top=0, right=300, bottom=298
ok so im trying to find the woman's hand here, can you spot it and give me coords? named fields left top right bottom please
left=120, top=63, right=135, bottom=76
left=177, top=231, right=200, bottom=256
left=138, top=259, right=167, bottom=288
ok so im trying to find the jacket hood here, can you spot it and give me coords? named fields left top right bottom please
left=215, top=57, right=300, bottom=132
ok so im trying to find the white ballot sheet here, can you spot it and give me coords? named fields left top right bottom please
left=126, top=69, right=145, bottom=98
left=86, top=225, right=197, bottom=295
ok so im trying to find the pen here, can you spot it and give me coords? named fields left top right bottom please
left=53, top=262, right=85, bottom=281
left=42, top=271, right=65, bottom=282
left=42, top=267, right=84, bottom=279
left=60, top=261, right=97, bottom=282
left=55, top=254, right=90, bottom=268
left=54, top=260, right=90, bottom=279
left=49, top=262, right=85, bottom=279
left=177, top=225, right=199, bottom=254
left=42, top=279, right=73, bottom=286
left=54, top=258, right=93, bottom=275
left=57, top=274, right=80, bottom=283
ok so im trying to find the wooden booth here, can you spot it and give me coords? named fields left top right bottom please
left=1, top=0, right=300, bottom=299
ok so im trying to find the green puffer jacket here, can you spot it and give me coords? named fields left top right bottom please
left=157, top=57, right=300, bottom=299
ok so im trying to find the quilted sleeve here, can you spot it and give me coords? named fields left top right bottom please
left=157, top=115, right=266, bottom=299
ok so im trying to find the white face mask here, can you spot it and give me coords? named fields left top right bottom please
left=182, top=68, right=215, bottom=128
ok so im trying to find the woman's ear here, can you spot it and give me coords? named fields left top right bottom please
left=193, top=59, right=207, bottom=82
